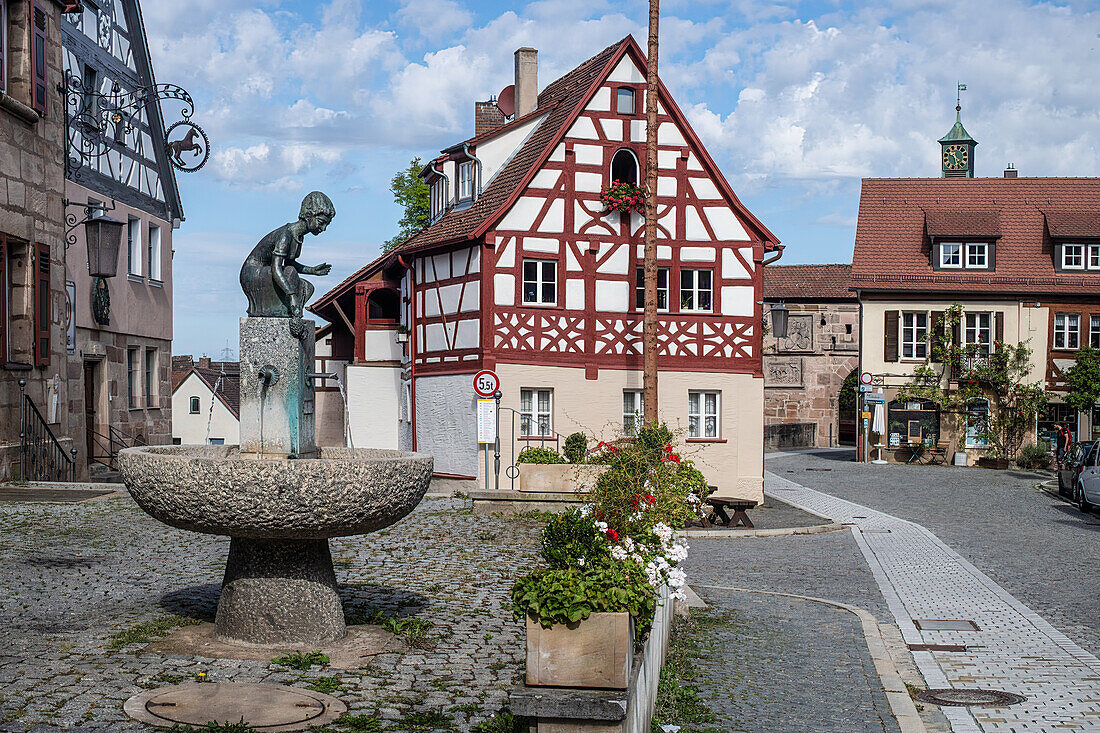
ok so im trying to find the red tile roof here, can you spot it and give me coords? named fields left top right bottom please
left=172, top=364, right=241, bottom=419
left=851, top=177, right=1100, bottom=295
left=763, top=264, right=854, bottom=301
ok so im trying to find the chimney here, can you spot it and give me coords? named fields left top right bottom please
left=474, top=99, right=506, bottom=136
left=514, top=47, right=538, bottom=118
left=198, top=357, right=211, bottom=369
left=1003, top=164, right=1018, bottom=178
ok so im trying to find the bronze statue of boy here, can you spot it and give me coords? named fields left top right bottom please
left=240, top=191, right=335, bottom=318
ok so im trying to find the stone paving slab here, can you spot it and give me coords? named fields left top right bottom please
left=0, top=491, right=542, bottom=731
left=766, top=468, right=1100, bottom=733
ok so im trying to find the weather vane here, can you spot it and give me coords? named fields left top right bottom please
left=956, top=82, right=967, bottom=112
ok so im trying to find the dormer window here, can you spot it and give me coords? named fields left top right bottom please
left=610, top=148, right=639, bottom=186
left=429, top=180, right=446, bottom=220
left=616, top=87, right=636, bottom=115
left=935, top=241, right=992, bottom=270
left=458, top=161, right=473, bottom=201
left=1063, top=244, right=1084, bottom=269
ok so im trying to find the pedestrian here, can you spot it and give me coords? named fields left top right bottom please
left=1056, top=424, right=1071, bottom=468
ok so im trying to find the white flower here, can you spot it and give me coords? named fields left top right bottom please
left=670, top=587, right=687, bottom=602
left=667, top=543, right=688, bottom=563
left=580, top=504, right=594, bottom=517
left=668, top=568, right=687, bottom=589
left=623, top=537, right=636, bottom=552
left=577, top=557, right=586, bottom=567
left=610, top=546, right=628, bottom=561
left=594, top=520, right=608, bottom=533
left=631, top=511, right=643, bottom=521
left=632, top=552, right=644, bottom=564
left=653, top=523, right=673, bottom=543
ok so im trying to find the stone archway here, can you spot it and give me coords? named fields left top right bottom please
left=837, top=369, right=858, bottom=446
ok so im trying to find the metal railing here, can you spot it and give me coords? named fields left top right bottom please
left=89, top=424, right=147, bottom=470
left=951, top=355, right=992, bottom=381
left=19, top=380, right=76, bottom=482
left=497, top=406, right=569, bottom=491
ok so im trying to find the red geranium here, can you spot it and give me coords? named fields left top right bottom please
left=606, top=528, right=619, bottom=542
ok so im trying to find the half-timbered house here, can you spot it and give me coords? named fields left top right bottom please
left=311, top=36, right=780, bottom=500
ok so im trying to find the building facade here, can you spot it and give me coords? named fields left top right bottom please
left=312, top=37, right=780, bottom=500
left=851, top=108, right=1100, bottom=463
left=1, top=0, right=79, bottom=481
left=762, top=264, right=858, bottom=450
left=170, top=356, right=239, bottom=446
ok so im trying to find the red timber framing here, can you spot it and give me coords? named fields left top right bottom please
left=353, top=280, right=400, bottom=362
left=1046, top=301, right=1100, bottom=391
left=410, top=243, right=483, bottom=375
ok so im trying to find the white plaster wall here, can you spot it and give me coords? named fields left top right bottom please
left=478, top=112, right=548, bottom=185
left=171, top=373, right=239, bottom=445
left=415, top=372, right=479, bottom=477
left=363, top=330, right=402, bottom=362
left=492, top=364, right=764, bottom=501
left=346, top=364, right=402, bottom=449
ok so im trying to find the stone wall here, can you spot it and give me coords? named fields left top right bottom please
left=763, top=303, right=860, bottom=449
left=0, top=1, right=73, bottom=480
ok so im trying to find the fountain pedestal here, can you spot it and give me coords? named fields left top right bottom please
left=239, top=317, right=317, bottom=458
left=215, top=537, right=345, bottom=645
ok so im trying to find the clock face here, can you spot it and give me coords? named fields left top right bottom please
left=943, top=144, right=969, bottom=170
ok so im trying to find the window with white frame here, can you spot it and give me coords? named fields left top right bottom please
left=680, top=269, right=712, bottom=312
left=429, top=180, right=445, bottom=220
left=1091, top=315, right=1100, bottom=349
left=1054, top=313, right=1080, bottom=349
left=189, top=396, right=199, bottom=414
left=964, top=312, right=992, bottom=354
left=965, top=399, right=990, bottom=448
left=966, top=242, right=988, bottom=268
left=1063, top=243, right=1085, bottom=269
left=144, top=348, right=156, bottom=407
left=902, top=312, right=928, bottom=359
left=127, top=347, right=140, bottom=407
left=635, top=267, right=669, bottom=310
left=127, top=218, right=142, bottom=276
left=147, top=224, right=161, bottom=281
left=458, top=161, right=473, bottom=201
left=616, top=87, right=636, bottom=115
left=1090, top=245, right=1100, bottom=270
left=688, top=391, right=719, bottom=439
left=623, top=390, right=643, bottom=436
left=940, top=242, right=962, bottom=268
left=520, top=388, right=553, bottom=437
left=522, top=259, right=556, bottom=305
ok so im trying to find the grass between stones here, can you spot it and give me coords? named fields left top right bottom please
left=305, top=675, right=346, bottom=694
left=167, top=721, right=250, bottom=732
left=651, top=610, right=727, bottom=733
left=469, top=713, right=528, bottom=732
left=108, top=615, right=203, bottom=649
left=271, top=650, right=330, bottom=670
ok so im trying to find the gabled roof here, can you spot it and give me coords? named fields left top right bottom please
left=763, top=264, right=854, bottom=301
left=311, top=35, right=779, bottom=320
left=172, top=365, right=241, bottom=419
left=851, top=177, right=1100, bottom=295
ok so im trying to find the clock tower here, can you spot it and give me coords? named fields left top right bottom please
left=939, top=103, right=977, bottom=178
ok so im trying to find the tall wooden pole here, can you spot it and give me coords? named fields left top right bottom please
left=642, top=0, right=660, bottom=425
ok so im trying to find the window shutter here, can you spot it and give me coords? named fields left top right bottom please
left=34, top=242, right=50, bottom=367
left=884, top=310, right=899, bottom=362
left=0, top=234, right=6, bottom=364
left=994, top=312, right=1004, bottom=347
left=0, top=7, right=6, bottom=95
left=930, top=311, right=945, bottom=361
left=30, top=2, right=48, bottom=115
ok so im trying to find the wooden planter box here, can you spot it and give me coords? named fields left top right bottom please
left=525, top=612, right=633, bottom=689
left=518, top=464, right=607, bottom=494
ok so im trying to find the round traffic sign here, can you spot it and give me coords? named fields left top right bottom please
left=859, top=371, right=873, bottom=385
left=473, top=370, right=500, bottom=398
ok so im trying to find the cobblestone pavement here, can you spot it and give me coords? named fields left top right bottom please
left=766, top=460, right=1100, bottom=733
left=0, top=492, right=541, bottom=731
left=769, top=450, right=1100, bottom=656
left=683, top=529, right=901, bottom=733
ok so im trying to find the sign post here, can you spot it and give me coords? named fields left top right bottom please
left=859, top=372, right=873, bottom=463
left=493, top=390, right=502, bottom=491
left=474, top=370, right=501, bottom=491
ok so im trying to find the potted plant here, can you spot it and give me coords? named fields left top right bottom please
left=394, top=324, right=409, bottom=343
left=600, top=180, right=646, bottom=215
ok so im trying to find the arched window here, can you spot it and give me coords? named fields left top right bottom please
left=966, top=398, right=989, bottom=448
left=367, top=289, right=400, bottom=321
left=189, top=396, right=200, bottom=414
left=610, top=148, right=639, bottom=186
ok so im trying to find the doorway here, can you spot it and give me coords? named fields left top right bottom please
left=83, top=361, right=99, bottom=465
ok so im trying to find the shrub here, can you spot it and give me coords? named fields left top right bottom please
left=1017, top=443, right=1052, bottom=469
left=540, top=508, right=610, bottom=570
left=516, top=447, right=565, bottom=464
left=563, top=432, right=588, bottom=463
left=510, top=561, right=656, bottom=632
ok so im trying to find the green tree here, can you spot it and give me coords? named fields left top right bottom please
left=1064, top=346, right=1100, bottom=413
left=382, top=157, right=430, bottom=251
left=897, top=303, right=1048, bottom=461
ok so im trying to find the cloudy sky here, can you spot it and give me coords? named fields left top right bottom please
left=147, top=0, right=1100, bottom=357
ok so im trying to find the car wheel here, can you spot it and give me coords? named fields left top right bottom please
left=1078, top=483, right=1092, bottom=513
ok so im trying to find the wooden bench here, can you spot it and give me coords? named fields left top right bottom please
left=707, top=497, right=758, bottom=529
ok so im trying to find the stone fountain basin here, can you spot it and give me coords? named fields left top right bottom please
left=117, top=445, right=433, bottom=540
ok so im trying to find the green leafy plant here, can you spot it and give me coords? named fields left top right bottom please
left=333, top=713, right=384, bottom=731
left=271, top=650, right=329, bottom=670
left=109, top=615, right=202, bottom=648
left=600, top=180, right=646, bottom=215
left=563, top=432, right=588, bottom=463
left=383, top=157, right=430, bottom=251
left=389, top=710, right=454, bottom=732
left=381, top=616, right=434, bottom=649
left=540, top=508, right=611, bottom=569
left=510, top=561, right=656, bottom=632
left=167, top=721, right=250, bottom=733
left=515, top=446, right=565, bottom=464
left=305, top=675, right=345, bottom=694
left=1063, top=346, right=1100, bottom=412
left=471, top=712, right=529, bottom=733
left=1017, top=443, right=1052, bottom=469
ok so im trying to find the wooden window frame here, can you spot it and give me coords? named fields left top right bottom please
left=688, top=390, right=720, bottom=439
left=901, top=311, right=928, bottom=360
left=679, top=268, right=713, bottom=313
left=520, top=387, right=553, bottom=438
left=0, top=233, right=6, bottom=364
left=189, top=395, right=200, bottom=414
left=1062, top=243, right=1085, bottom=270
left=126, top=346, right=139, bottom=408
left=147, top=223, right=161, bottom=282
left=0, top=0, right=8, bottom=95
left=634, top=266, right=669, bottom=311
left=144, top=347, right=156, bottom=408
left=939, top=242, right=963, bottom=268
left=609, top=147, right=640, bottom=187
left=457, top=161, right=473, bottom=202
left=33, top=241, right=49, bottom=366
left=1090, top=314, right=1100, bottom=350
left=963, top=312, right=993, bottom=354
left=1054, top=312, right=1081, bottom=350
left=127, top=217, right=141, bottom=277
left=965, top=242, right=988, bottom=269
left=622, top=389, right=643, bottom=436
left=30, top=1, right=47, bottom=115
left=521, top=258, right=557, bottom=307
left=614, top=86, right=637, bottom=115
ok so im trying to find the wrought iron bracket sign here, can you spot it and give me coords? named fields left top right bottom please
left=62, top=73, right=210, bottom=175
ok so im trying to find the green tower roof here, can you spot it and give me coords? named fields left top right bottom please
left=939, top=106, right=977, bottom=144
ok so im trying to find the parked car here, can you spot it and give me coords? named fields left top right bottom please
left=1074, top=444, right=1100, bottom=511
left=1058, top=442, right=1095, bottom=497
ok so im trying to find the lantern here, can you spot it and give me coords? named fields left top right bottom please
left=84, top=214, right=124, bottom=278
left=769, top=301, right=789, bottom=340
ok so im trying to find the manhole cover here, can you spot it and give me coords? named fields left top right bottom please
left=913, top=688, right=1026, bottom=707
left=124, top=682, right=347, bottom=731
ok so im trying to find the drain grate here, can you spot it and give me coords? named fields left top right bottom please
left=913, top=688, right=1026, bottom=707
left=861, top=528, right=892, bottom=534
left=908, top=643, right=967, bottom=652
left=914, top=618, right=980, bottom=631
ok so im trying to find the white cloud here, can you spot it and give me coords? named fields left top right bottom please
left=395, top=0, right=474, bottom=41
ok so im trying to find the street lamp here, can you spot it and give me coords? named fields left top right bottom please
left=766, top=301, right=789, bottom=340
left=84, top=214, right=124, bottom=278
